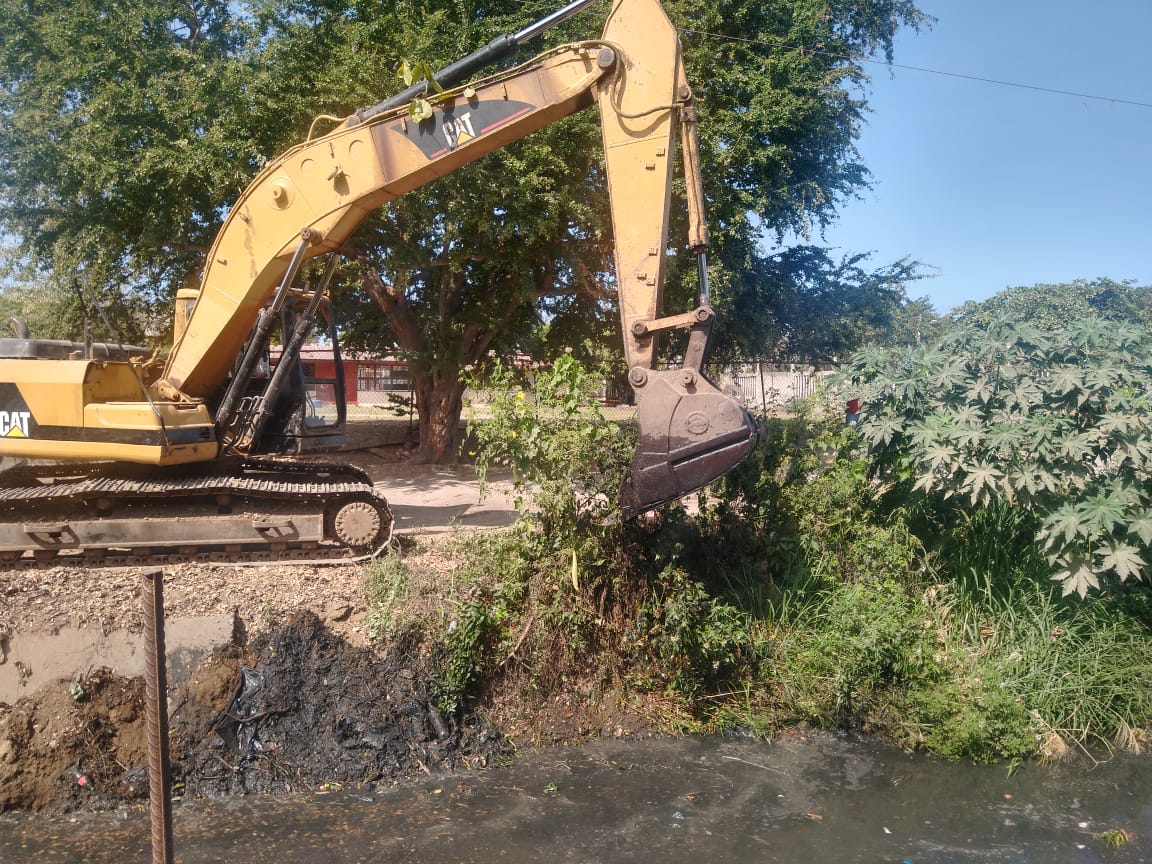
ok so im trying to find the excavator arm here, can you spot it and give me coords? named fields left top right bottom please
left=157, top=0, right=757, bottom=514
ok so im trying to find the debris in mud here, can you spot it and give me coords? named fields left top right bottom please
left=0, top=611, right=505, bottom=812
left=0, top=671, right=147, bottom=811
left=175, top=610, right=501, bottom=799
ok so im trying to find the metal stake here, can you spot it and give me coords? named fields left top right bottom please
left=142, top=568, right=175, bottom=864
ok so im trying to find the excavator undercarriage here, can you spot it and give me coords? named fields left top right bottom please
left=0, top=458, right=391, bottom=568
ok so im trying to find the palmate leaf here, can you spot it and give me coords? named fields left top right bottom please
left=907, top=413, right=953, bottom=448
left=1050, top=364, right=1086, bottom=398
left=951, top=403, right=985, bottom=427
left=950, top=421, right=984, bottom=449
left=912, top=468, right=941, bottom=494
left=934, top=358, right=970, bottom=390
left=1055, top=553, right=1100, bottom=598
left=1109, top=320, right=1148, bottom=350
left=1085, top=364, right=1123, bottom=390
left=1038, top=502, right=1088, bottom=549
left=1016, top=413, right=1064, bottom=452
left=961, top=460, right=1004, bottom=506
left=1069, top=317, right=1113, bottom=349
left=919, top=440, right=957, bottom=472
left=1099, top=542, right=1145, bottom=582
left=1009, top=467, right=1058, bottom=499
left=1007, top=377, right=1044, bottom=411
left=1117, top=438, right=1149, bottom=470
left=1103, top=479, right=1144, bottom=510
left=860, top=414, right=902, bottom=448
left=1099, top=412, right=1138, bottom=436
left=967, top=377, right=995, bottom=404
left=1129, top=511, right=1152, bottom=546
left=1105, top=387, right=1146, bottom=413
left=1077, top=493, right=1128, bottom=533
left=1054, top=430, right=1099, bottom=462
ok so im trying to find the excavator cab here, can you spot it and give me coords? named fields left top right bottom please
left=257, top=300, right=348, bottom=456
left=218, top=296, right=348, bottom=458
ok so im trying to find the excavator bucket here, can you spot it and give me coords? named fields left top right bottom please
left=620, top=369, right=759, bottom=517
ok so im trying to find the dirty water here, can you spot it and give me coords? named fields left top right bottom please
left=1, top=734, right=1148, bottom=863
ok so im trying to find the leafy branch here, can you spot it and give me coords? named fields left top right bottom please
left=398, top=59, right=444, bottom=122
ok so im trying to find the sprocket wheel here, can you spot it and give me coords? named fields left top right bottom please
left=332, top=500, right=385, bottom=550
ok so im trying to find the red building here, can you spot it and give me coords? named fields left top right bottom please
left=276, top=345, right=411, bottom=406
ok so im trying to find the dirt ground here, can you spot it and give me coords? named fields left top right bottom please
left=0, top=612, right=506, bottom=812
left=0, top=444, right=517, bottom=813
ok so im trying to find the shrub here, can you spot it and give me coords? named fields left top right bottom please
left=782, top=579, right=935, bottom=726
left=845, top=316, right=1152, bottom=595
left=636, top=564, right=754, bottom=697
left=466, top=352, right=634, bottom=543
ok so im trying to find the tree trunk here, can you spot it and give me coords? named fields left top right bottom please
left=412, top=373, right=467, bottom=463
left=359, top=264, right=487, bottom=464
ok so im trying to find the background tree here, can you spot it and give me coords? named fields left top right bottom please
left=0, top=0, right=927, bottom=461
left=709, top=245, right=932, bottom=363
left=951, top=278, right=1152, bottom=331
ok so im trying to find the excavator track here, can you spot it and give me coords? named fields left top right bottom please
left=0, top=458, right=393, bottom=568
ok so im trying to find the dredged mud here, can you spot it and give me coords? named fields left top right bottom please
left=0, top=611, right=503, bottom=812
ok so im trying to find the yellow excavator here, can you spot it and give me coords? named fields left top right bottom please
left=0, top=0, right=757, bottom=565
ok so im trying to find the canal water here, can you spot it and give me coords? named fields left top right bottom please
left=1, top=733, right=1148, bottom=863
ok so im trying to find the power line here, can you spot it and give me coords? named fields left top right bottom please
left=680, top=28, right=1152, bottom=111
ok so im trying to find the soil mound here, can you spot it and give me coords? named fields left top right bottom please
left=0, top=611, right=503, bottom=812
left=0, top=672, right=146, bottom=811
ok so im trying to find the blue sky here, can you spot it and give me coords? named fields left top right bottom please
left=804, top=0, right=1152, bottom=315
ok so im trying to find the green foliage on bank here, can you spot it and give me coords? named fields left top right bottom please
left=367, top=355, right=1152, bottom=763
left=844, top=315, right=1152, bottom=597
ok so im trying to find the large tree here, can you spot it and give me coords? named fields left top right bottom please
left=0, top=0, right=926, bottom=461
left=952, top=278, right=1152, bottom=332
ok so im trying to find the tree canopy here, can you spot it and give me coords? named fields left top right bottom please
left=0, top=0, right=928, bottom=459
left=711, top=245, right=931, bottom=363
left=951, top=278, right=1152, bottom=332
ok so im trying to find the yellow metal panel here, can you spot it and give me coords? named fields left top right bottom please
left=597, top=0, right=681, bottom=371
left=0, top=359, right=88, bottom=426
left=0, top=436, right=217, bottom=465
left=0, top=359, right=216, bottom=465
left=82, top=362, right=155, bottom=403
left=83, top=400, right=212, bottom=431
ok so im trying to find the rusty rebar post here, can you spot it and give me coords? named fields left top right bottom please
left=141, top=568, right=175, bottom=864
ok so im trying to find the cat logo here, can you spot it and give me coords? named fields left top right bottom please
left=0, top=410, right=32, bottom=438
left=442, top=112, right=476, bottom=151
left=389, top=99, right=535, bottom=160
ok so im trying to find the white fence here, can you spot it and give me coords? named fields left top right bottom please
left=715, top=363, right=833, bottom=414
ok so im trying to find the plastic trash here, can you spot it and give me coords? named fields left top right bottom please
left=214, top=666, right=266, bottom=763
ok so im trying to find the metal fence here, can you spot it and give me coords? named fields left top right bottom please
left=713, top=362, right=832, bottom=414
left=342, top=359, right=832, bottom=430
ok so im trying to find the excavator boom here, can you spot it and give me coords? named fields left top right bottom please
left=157, top=0, right=755, bottom=512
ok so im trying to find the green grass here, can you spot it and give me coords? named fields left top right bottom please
left=364, top=556, right=412, bottom=642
